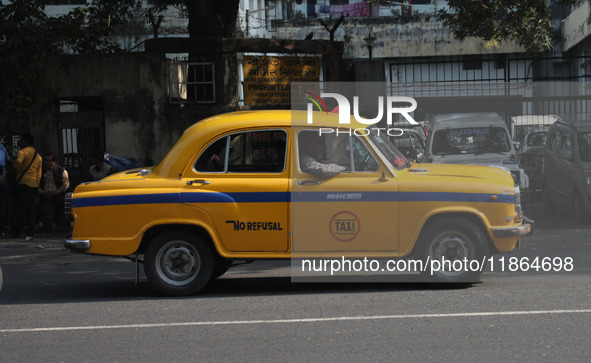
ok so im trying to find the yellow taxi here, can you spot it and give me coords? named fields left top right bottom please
left=65, top=110, right=531, bottom=295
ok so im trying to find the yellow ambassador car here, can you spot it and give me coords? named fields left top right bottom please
left=65, top=110, right=531, bottom=295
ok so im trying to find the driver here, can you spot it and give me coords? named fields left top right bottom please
left=298, top=131, right=345, bottom=179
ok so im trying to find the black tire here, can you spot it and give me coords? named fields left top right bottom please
left=417, top=217, right=489, bottom=285
left=573, top=191, right=588, bottom=225
left=144, top=230, right=215, bottom=296
left=520, top=189, right=530, bottom=217
left=213, top=263, right=232, bottom=279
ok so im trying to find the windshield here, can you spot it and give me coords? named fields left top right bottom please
left=578, top=132, right=591, bottom=162
left=431, top=127, right=511, bottom=155
left=368, top=129, right=409, bottom=169
left=526, top=132, right=547, bottom=147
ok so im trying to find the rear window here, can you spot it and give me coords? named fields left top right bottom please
left=195, top=130, right=287, bottom=173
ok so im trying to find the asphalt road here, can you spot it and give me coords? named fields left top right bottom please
left=1, top=206, right=590, bottom=362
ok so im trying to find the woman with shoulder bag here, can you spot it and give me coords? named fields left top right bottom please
left=10, top=133, right=42, bottom=241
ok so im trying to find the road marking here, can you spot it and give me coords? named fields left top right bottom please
left=2, top=309, right=590, bottom=333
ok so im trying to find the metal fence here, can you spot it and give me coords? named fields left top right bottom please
left=387, top=52, right=591, bottom=123
left=387, top=52, right=591, bottom=194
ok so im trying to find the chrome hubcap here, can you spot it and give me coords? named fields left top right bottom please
left=429, top=232, right=473, bottom=277
left=156, top=241, right=200, bottom=286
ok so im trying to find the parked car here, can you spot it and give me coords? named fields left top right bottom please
left=64, top=110, right=530, bottom=295
left=426, top=113, right=530, bottom=214
left=391, top=122, right=429, bottom=141
left=517, top=131, right=548, bottom=194
left=510, top=115, right=559, bottom=147
left=541, top=120, right=591, bottom=223
left=389, top=128, right=427, bottom=162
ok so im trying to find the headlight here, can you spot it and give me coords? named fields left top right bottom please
left=514, top=186, right=523, bottom=218
left=585, top=171, right=591, bottom=185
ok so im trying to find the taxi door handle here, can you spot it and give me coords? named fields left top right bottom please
left=187, top=180, right=210, bottom=185
left=298, top=180, right=321, bottom=185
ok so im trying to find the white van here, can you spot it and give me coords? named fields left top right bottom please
left=427, top=113, right=530, bottom=212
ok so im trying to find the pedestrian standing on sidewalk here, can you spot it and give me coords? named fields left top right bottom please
left=37, top=153, right=70, bottom=233
left=89, top=151, right=114, bottom=181
left=11, top=133, right=42, bottom=241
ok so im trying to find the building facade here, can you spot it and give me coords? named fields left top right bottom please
left=7, top=0, right=590, bottom=188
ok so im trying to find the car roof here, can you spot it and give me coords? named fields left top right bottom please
left=431, top=113, right=506, bottom=129
left=554, top=120, right=591, bottom=132
left=182, top=109, right=369, bottom=133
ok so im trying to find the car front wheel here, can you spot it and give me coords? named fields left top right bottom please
left=417, top=217, right=488, bottom=285
left=542, top=182, right=554, bottom=213
left=144, top=230, right=215, bottom=296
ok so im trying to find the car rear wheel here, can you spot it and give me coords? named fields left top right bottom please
left=417, top=217, right=488, bottom=285
left=573, top=191, right=588, bottom=225
left=144, top=230, right=215, bottom=296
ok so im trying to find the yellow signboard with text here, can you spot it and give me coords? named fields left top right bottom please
left=243, top=56, right=320, bottom=106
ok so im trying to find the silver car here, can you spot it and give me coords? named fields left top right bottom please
left=426, top=113, right=530, bottom=213
left=390, top=128, right=427, bottom=163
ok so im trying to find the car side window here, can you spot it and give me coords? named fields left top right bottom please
left=227, top=130, right=286, bottom=172
left=561, top=134, right=572, bottom=152
left=350, top=135, right=379, bottom=172
left=298, top=131, right=379, bottom=175
left=195, top=136, right=228, bottom=172
left=195, top=130, right=287, bottom=173
left=549, top=132, right=561, bottom=150
left=546, top=132, right=554, bottom=150
left=579, top=132, right=591, bottom=162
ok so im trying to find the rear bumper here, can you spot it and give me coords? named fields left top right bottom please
left=64, top=237, right=90, bottom=251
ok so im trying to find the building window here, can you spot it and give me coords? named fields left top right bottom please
left=167, top=59, right=216, bottom=104
left=463, top=57, right=482, bottom=70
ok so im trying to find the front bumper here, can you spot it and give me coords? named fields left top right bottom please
left=493, top=218, right=533, bottom=237
left=64, top=238, right=90, bottom=251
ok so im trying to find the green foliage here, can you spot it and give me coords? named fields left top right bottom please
left=62, top=0, right=143, bottom=54
left=144, top=0, right=239, bottom=38
left=0, top=0, right=142, bottom=129
left=1, top=0, right=54, bottom=127
left=438, top=0, right=583, bottom=53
